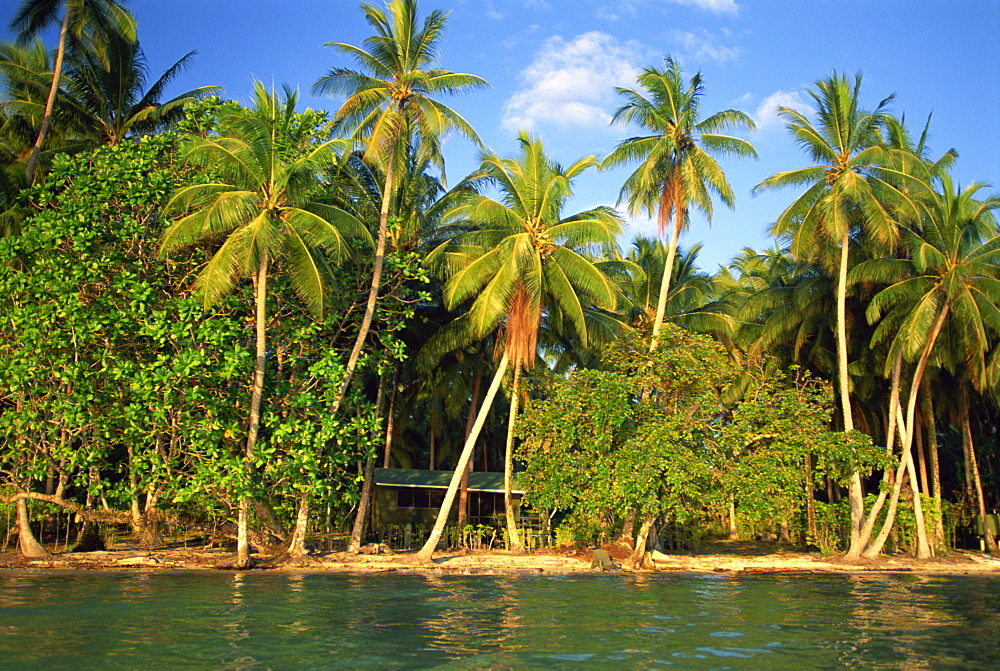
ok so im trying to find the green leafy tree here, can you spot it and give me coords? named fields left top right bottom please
left=601, top=57, right=756, bottom=351
left=160, top=82, right=368, bottom=567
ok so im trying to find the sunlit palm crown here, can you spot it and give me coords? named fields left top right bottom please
left=602, top=56, right=756, bottom=234
left=160, top=82, right=370, bottom=316
left=754, top=72, right=930, bottom=266
left=429, top=131, right=622, bottom=367
left=312, top=0, right=488, bottom=173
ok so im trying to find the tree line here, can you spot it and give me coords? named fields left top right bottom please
left=1, top=0, right=997, bottom=566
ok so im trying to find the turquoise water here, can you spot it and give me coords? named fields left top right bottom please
left=0, top=570, right=997, bottom=668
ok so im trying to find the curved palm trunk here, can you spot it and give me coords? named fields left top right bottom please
left=503, top=366, right=524, bottom=553
left=237, top=253, right=269, bottom=569
left=417, top=353, right=510, bottom=563
left=288, top=148, right=397, bottom=559
left=856, top=352, right=902, bottom=551
left=457, top=369, right=482, bottom=533
left=836, top=228, right=866, bottom=559
left=332, top=143, right=396, bottom=414
left=919, top=379, right=944, bottom=547
left=649, top=187, right=683, bottom=352
left=24, top=10, right=70, bottom=183
left=864, top=304, right=946, bottom=558
left=346, top=370, right=390, bottom=554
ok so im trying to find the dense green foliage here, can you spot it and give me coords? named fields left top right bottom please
left=1, top=0, right=997, bottom=559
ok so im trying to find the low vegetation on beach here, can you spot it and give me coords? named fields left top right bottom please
left=1, top=0, right=997, bottom=570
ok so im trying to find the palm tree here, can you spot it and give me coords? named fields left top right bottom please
left=607, top=237, right=734, bottom=341
left=415, top=132, right=622, bottom=562
left=601, top=56, right=756, bottom=351
left=312, top=0, right=487, bottom=417
left=857, top=175, right=1000, bottom=554
left=753, top=72, right=928, bottom=557
left=9, top=0, right=135, bottom=182
left=59, top=32, right=220, bottom=145
left=159, top=82, right=369, bottom=567
left=0, top=39, right=56, bottom=167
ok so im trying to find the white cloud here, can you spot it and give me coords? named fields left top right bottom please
left=501, top=32, right=644, bottom=132
left=668, top=0, right=739, bottom=14
left=484, top=2, right=504, bottom=21
left=672, top=30, right=741, bottom=63
left=754, top=90, right=813, bottom=130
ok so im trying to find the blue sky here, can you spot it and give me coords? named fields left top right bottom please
left=7, top=0, right=999, bottom=270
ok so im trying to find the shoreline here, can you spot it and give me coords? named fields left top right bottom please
left=2, top=545, right=999, bottom=577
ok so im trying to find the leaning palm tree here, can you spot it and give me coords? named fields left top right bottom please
left=415, top=132, right=622, bottom=562
left=601, top=56, right=756, bottom=352
left=753, top=72, right=928, bottom=557
left=9, top=0, right=135, bottom=182
left=159, top=82, right=369, bottom=568
left=312, top=0, right=487, bottom=417
left=856, top=175, right=1000, bottom=555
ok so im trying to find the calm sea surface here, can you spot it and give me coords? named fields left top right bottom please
left=0, top=570, right=997, bottom=669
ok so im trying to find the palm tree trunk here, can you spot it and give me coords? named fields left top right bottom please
left=857, top=350, right=903, bottom=553
left=331, top=149, right=396, bottom=417
left=346, top=457, right=376, bottom=554
left=962, top=386, right=997, bottom=554
left=920, top=379, right=944, bottom=547
left=837, top=228, right=865, bottom=558
left=237, top=253, right=269, bottom=569
left=503, top=365, right=524, bottom=553
left=864, top=305, right=947, bottom=558
left=649, top=187, right=683, bottom=352
left=293, top=151, right=396, bottom=560
left=382, top=365, right=399, bottom=468
left=24, top=9, right=70, bottom=183
left=417, top=353, right=510, bottom=563
left=457, top=369, right=482, bottom=532
left=805, top=455, right=817, bottom=542
left=346, top=369, right=391, bottom=554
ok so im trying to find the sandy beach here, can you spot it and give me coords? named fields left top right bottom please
left=2, top=539, right=998, bottom=576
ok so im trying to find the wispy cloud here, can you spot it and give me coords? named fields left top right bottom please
left=501, top=32, right=644, bottom=132
left=672, top=29, right=741, bottom=63
left=668, top=0, right=739, bottom=15
left=754, top=90, right=813, bottom=130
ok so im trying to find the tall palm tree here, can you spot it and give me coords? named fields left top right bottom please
left=753, top=72, right=927, bottom=557
left=857, top=175, right=1000, bottom=554
left=9, top=0, right=135, bottom=182
left=159, top=82, right=369, bottom=567
left=312, top=0, right=487, bottom=417
left=601, top=56, right=756, bottom=351
left=415, top=132, right=622, bottom=561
